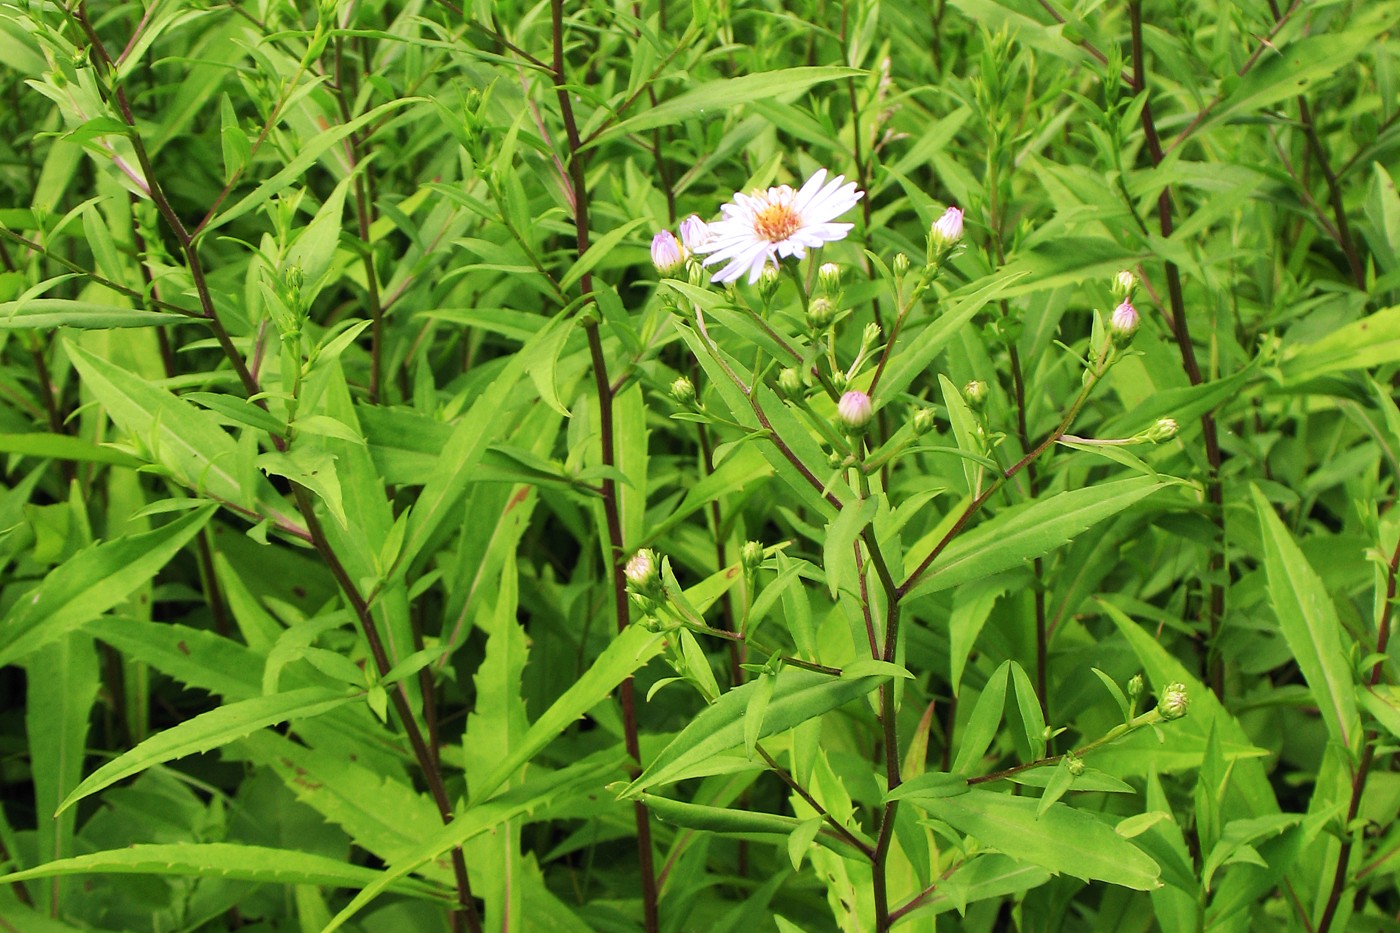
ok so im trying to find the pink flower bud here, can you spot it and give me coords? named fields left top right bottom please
left=678, top=214, right=711, bottom=251
left=1110, top=300, right=1139, bottom=344
left=837, top=391, right=874, bottom=432
left=625, top=548, right=659, bottom=590
left=651, top=230, right=684, bottom=274
left=930, top=206, right=964, bottom=251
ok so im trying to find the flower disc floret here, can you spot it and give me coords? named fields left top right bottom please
left=697, top=169, right=863, bottom=285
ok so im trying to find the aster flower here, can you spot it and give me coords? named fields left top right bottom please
left=696, top=169, right=863, bottom=285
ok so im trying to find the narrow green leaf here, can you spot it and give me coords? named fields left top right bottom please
left=559, top=218, right=647, bottom=293
left=0, top=505, right=216, bottom=668
left=64, top=342, right=295, bottom=527
left=1036, top=759, right=1076, bottom=816
left=396, top=319, right=548, bottom=574
left=0, top=299, right=195, bottom=328
left=472, top=624, right=666, bottom=804
left=324, top=753, right=623, bottom=931
left=1282, top=305, right=1400, bottom=383
left=596, top=67, right=863, bottom=141
left=823, top=496, right=878, bottom=598
left=886, top=771, right=970, bottom=804
left=0, top=431, right=143, bottom=467
left=1252, top=486, right=1358, bottom=748
left=199, top=98, right=423, bottom=235
left=623, top=668, right=887, bottom=795
left=928, top=790, right=1161, bottom=890
left=57, top=686, right=355, bottom=814
left=949, top=578, right=1008, bottom=696
left=744, top=669, right=776, bottom=759
left=951, top=661, right=1009, bottom=775
left=0, top=843, right=440, bottom=897
left=878, top=274, right=1023, bottom=401
left=1008, top=662, right=1047, bottom=761
left=907, top=477, right=1170, bottom=598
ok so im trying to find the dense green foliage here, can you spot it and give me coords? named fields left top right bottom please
left=1, top=0, right=1398, bottom=930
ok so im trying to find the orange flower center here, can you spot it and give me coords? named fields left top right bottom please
left=754, top=202, right=800, bottom=243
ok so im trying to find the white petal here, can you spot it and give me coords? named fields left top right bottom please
left=790, top=170, right=830, bottom=215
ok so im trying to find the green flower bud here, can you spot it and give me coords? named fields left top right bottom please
left=741, top=540, right=764, bottom=573
left=817, top=262, right=843, bottom=296
left=1127, top=674, right=1144, bottom=703
left=1112, top=270, right=1136, bottom=301
left=963, top=379, right=988, bottom=412
left=830, top=370, right=849, bottom=393
left=892, top=252, right=911, bottom=279
left=1157, top=682, right=1189, bottom=721
left=777, top=367, right=804, bottom=399
left=862, top=322, right=882, bottom=349
left=758, top=265, right=781, bottom=303
left=1065, top=752, right=1085, bottom=776
left=669, top=376, right=696, bottom=406
left=1146, top=418, right=1178, bottom=444
left=911, top=407, right=936, bottom=436
left=807, top=296, right=837, bottom=330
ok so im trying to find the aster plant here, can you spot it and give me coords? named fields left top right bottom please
left=0, top=2, right=1396, bottom=932
left=634, top=170, right=1200, bottom=927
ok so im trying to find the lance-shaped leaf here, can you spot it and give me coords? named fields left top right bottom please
left=0, top=504, right=215, bottom=668
left=927, top=790, right=1161, bottom=891
left=905, top=477, right=1170, bottom=598
left=64, top=342, right=297, bottom=530
left=471, top=624, right=666, bottom=804
left=594, top=66, right=863, bottom=142
left=0, top=843, right=441, bottom=898
left=57, top=686, right=356, bottom=814
left=1252, top=486, right=1358, bottom=749
left=621, top=668, right=888, bottom=796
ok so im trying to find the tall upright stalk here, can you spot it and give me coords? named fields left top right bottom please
left=1127, top=0, right=1226, bottom=698
left=549, top=2, right=659, bottom=928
